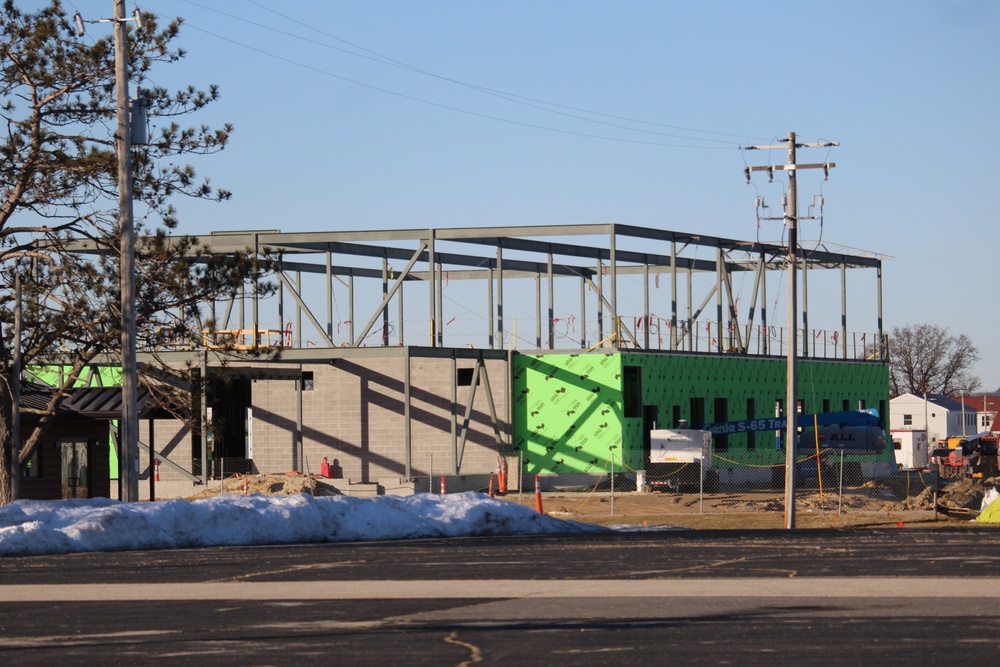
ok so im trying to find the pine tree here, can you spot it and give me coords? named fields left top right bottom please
left=0, top=1, right=267, bottom=504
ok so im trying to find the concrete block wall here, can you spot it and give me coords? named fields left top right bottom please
left=250, top=354, right=510, bottom=488
left=137, top=419, right=194, bottom=479
left=134, top=419, right=198, bottom=500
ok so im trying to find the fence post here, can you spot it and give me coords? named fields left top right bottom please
left=610, top=447, right=617, bottom=517
left=699, top=455, right=704, bottom=515
left=933, top=469, right=939, bottom=520
left=518, top=450, right=523, bottom=505
left=838, top=450, right=844, bottom=515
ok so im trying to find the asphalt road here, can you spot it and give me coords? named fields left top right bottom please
left=1, top=527, right=999, bottom=666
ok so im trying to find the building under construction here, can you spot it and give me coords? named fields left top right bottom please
left=42, top=223, right=891, bottom=498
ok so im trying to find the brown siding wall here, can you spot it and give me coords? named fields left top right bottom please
left=18, top=418, right=111, bottom=501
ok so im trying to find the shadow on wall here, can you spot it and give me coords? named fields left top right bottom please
left=252, top=358, right=507, bottom=479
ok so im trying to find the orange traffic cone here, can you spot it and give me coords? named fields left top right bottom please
left=242, top=476, right=249, bottom=496
left=440, top=476, right=446, bottom=495
left=534, top=473, right=543, bottom=514
left=488, top=473, right=495, bottom=498
left=497, top=456, right=508, bottom=495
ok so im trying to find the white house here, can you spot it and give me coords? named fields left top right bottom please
left=957, top=395, right=1000, bottom=436
left=888, top=393, right=977, bottom=445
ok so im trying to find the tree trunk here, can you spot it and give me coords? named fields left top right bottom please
left=0, top=376, right=13, bottom=506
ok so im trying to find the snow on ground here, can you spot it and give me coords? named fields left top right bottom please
left=0, top=492, right=619, bottom=558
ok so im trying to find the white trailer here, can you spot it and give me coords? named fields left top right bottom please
left=650, top=429, right=713, bottom=466
left=891, top=429, right=929, bottom=470
left=647, top=429, right=713, bottom=491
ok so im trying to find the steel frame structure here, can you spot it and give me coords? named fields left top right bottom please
left=172, top=223, right=886, bottom=361
left=60, top=223, right=888, bottom=486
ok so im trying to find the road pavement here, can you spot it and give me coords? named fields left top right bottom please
left=1, top=527, right=999, bottom=665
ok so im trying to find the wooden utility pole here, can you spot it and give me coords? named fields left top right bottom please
left=104, top=0, right=142, bottom=502
left=744, top=132, right=837, bottom=529
left=72, top=3, right=145, bottom=501
left=114, top=0, right=139, bottom=502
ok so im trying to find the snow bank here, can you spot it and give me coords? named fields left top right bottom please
left=0, top=492, right=607, bottom=557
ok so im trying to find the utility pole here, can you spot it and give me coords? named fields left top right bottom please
left=77, top=2, right=143, bottom=501
left=114, top=0, right=139, bottom=503
left=744, top=131, right=837, bottom=529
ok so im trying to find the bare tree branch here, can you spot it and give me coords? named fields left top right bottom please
left=887, top=324, right=981, bottom=397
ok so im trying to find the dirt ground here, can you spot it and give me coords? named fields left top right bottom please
left=510, top=475, right=1000, bottom=529
left=188, top=472, right=1000, bottom=530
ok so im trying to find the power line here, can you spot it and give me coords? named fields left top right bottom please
left=146, top=0, right=762, bottom=148
left=239, top=0, right=753, bottom=145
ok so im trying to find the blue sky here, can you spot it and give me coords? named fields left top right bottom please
left=66, top=0, right=1000, bottom=388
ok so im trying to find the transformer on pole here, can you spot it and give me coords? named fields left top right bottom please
left=744, top=132, right=838, bottom=529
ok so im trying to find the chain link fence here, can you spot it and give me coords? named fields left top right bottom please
left=126, top=439, right=998, bottom=526
left=504, top=449, right=999, bottom=523
left=396, top=449, right=991, bottom=524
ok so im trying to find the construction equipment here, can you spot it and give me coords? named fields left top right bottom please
left=929, top=432, right=999, bottom=480
left=702, top=409, right=886, bottom=453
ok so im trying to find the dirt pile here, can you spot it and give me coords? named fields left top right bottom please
left=937, top=476, right=1000, bottom=511
left=871, top=476, right=1000, bottom=514
left=187, top=473, right=342, bottom=500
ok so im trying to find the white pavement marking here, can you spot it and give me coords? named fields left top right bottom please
left=2, top=578, right=1000, bottom=602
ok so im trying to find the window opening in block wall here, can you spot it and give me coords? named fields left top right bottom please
left=457, top=367, right=480, bottom=386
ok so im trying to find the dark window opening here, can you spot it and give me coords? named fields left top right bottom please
left=623, top=366, right=642, bottom=419
left=21, top=447, right=41, bottom=479
left=208, top=377, right=252, bottom=459
left=301, top=371, right=314, bottom=391
left=642, top=405, right=659, bottom=462
left=457, top=367, right=479, bottom=387
left=690, top=397, right=706, bottom=428
left=746, top=398, right=756, bottom=451
left=714, top=397, right=729, bottom=451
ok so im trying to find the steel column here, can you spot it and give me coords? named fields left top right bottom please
left=841, top=263, right=848, bottom=359
left=671, top=241, right=678, bottom=350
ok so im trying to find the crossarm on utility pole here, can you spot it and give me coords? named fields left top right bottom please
left=743, top=132, right=838, bottom=530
